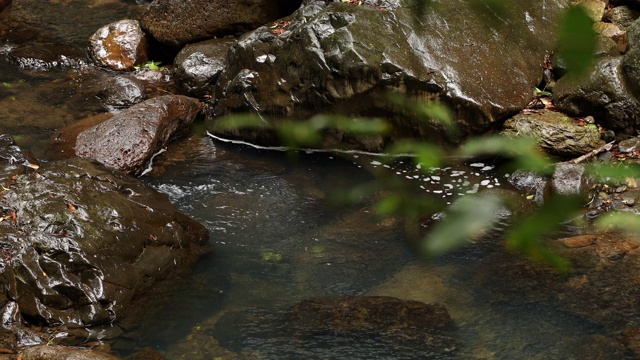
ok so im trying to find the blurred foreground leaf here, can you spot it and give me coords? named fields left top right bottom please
left=596, top=213, right=640, bottom=242
left=505, top=194, right=583, bottom=271
left=423, top=193, right=503, bottom=256
left=558, top=5, right=596, bottom=80
left=459, top=135, right=551, bottom=172
left=211, top=114, right=267, bottom=131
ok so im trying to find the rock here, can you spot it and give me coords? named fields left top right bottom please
left=577, top=0, right=606, bottom=22
left=508, top=170, right=549, bottom=205
left=288, top=295, right=453, bottom=331
left=595, top=235, right=638, bottom=260
left=0, top=152, right=208, bottom=330
left=560, top=235, right=598, bottom=248
left=593, top=22, right=628, bottom=53
left=604, top=6, right=640, bottom=30
left=552, top=163, right=588, bottom=195
left=51, top=113, right=114, bottom=160
left=124, top=347, right=166, bottom=360
left=502, top=110, right=605, bottom=157
left=209, top=0, right=568, bottom=147
left=174, top=38, right=236, bottom=97
left=140, top=0, right=302, bottom=50
left=619, top=136, right=640, bottom=152
left=96, top=75, right=146, bottom=110
left=20, top=345, right=121, bottom=360
left=75, top=95, right=202, bottom=175
left=88, top=20, right=148, bottom=71
left=575, top=335, right=628, bottom=360
left=555, top=57, right=640, bottom=134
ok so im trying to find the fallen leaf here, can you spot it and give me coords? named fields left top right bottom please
left=66, top=203, right=77, bottom=213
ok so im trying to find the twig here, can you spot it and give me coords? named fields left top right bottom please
left=561, top=141, right=615, bottom=164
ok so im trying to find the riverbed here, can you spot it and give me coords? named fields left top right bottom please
left=0, top=1, right=634, bottom=359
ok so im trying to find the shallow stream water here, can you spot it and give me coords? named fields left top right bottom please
left=0, top=1, right=634, bottom=359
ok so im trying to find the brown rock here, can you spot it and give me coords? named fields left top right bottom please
left=595, top=235, right=639, bottom=260
left=88, top=20, right=148, bottom=71
left=560, top=235, right=598, bottom=248
left=20, top=345, right=121, bottom=360
left=140, top=0, right=301, bottom=50
left=75, top=95, right=201, bottom=175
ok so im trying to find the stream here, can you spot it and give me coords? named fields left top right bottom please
left=0, top=1, right=633, bottom=359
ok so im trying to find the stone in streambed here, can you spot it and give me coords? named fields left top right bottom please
left=88, top=20, right=148, bottom=71
left=502, top=110, right=605, bottom=157
left=19, top=345, right=121, bottom=360
left=75, top=95, right=201, bottom=175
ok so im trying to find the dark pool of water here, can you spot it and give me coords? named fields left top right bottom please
left=0, top=1, right=635, bottom=359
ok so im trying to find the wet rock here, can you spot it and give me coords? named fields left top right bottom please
left=288, top=295, right=453, bottom=332
left=555, top=57, right=640, bottom=134
left=174, top=38, right=236, bottom=97
left=575, top=335, right=628, bottom=360
left=88, top=20, right=148, bottom=71
left=502, top=110, right=605, bottom=157
left=140, top=0, right=302, bottom=50
left=619, top=136, right=640, bottom=152
left=20, top=345, right=121, bottom=360
left=0, top=153, right=208, bottom=331
left=594, top=22, right=628, bottom=53
left=577, top=0, right=606, bottom=22
left=124, top=347, right=166, bottom=360
left=552, top=163, right=588, bottom=195
left=508, top=170, right=549, bottom=205
left=604, top=6, right=640, bottom=30
left=560, top=235, right=598, bottom=248
left=96, top=75, right=146, bottom=110
left=209, top=0, right=567, bottom=146
left=75, top=95, right=201, bottom=175
left=51, top=113, right=114, bottom=161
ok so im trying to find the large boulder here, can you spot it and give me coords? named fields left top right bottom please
left=502, top=110, right=605, bottom=157
left=0, top=137, right=208, bottom=334
left=140, top=0, right=302, bottom=50
left=75, top=95, right=201, bottom=175
left=554, top=56, right=640, bottom=135
left=207, top=0, right=568, bottom=147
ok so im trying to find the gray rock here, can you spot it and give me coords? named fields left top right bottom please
left=97, top=75, right=146, bottom=110
left=140, top=0, right=301, bottom=50
left=174, top=38, right=236, bottom=97
left=555, top=57, right=640, bottom=134
left=75, top=95, right=201, bottom=175
left=552, top=163, right=588, bottom=195
left=508, top=170, right=549, bottom=205
left=209, top=0, right=568, bottom=146
left=618, top=136, right=640, bottom=152
left=502, top=110, right=605, bottom=157
left=604, top=6, right=640, bottom=30
left=88, top=20, right=148, bottom=71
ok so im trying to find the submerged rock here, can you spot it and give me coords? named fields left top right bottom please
left=20, top=345, right=121, bottom=360
left=140, top=0, right=302, bottom=50
left=88, top=20, right=148, bottom=71
left=209, top=0, right=567, bottom=146
left=75, top=95, right=201, bottom=175
left=551, top=163, right=588, bottom=195
left=502, top=110, right=605, bottom=157
left=0, top=137, right=208, bottom=334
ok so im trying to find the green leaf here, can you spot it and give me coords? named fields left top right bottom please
left=505, top=194, right=583, bottom=271
left=423, top=193, right=503, bottom=256
left=2, top=82, right=12, bottom=88
left=458, top=135, right=551, bottom=172
left=376, top=195, right=402, bottom=216
left=211, top=114, right=267, bottom=131
left=596, top=213, right=640, bottom=241
left=558, top=5, right=596, bottom=80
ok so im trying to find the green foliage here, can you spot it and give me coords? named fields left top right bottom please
left=596, top=213, right=640, bottom=241
left=135, top=60, right=165, bottom=71
left=557, top=5, right=596, bottom=80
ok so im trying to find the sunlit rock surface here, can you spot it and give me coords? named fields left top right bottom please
left=208, top=0, right=568, bottom=147
left=88, top=19, right=148, bottom=71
